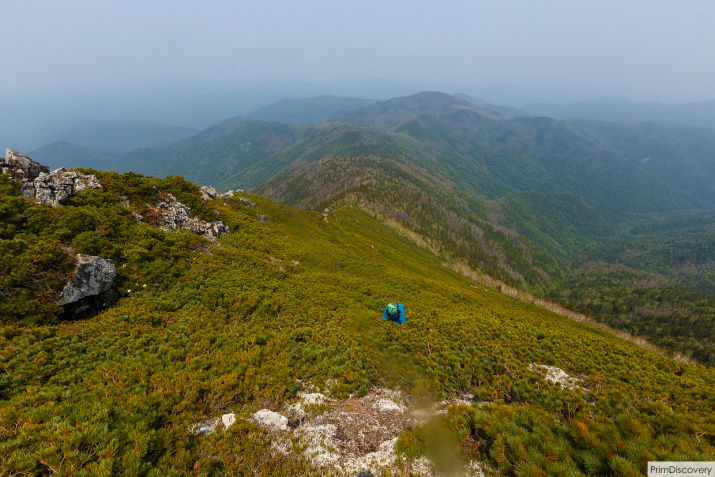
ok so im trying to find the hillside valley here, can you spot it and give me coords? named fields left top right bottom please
left=1, top=151, right=715, bottom=475
left=22, top=91, right=715, bottom=366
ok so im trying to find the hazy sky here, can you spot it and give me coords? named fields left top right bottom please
left=3, top=0, right=715, bottom=103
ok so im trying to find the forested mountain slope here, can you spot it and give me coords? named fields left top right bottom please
left=330, top=92, right=707, bottom=213
left=566, top=118, right=715, bottom=202
left=252, top=93, right=715, bottom=365
left=20, top=92, right=715, bottom=365
left=1, top=167, right=714, bottom=475
left=116, top=118, right=318, bottom=187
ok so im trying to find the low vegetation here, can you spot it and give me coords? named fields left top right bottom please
left=1, top=172, right=714, bottom=475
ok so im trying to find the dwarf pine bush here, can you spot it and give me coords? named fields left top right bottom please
left=1, top=171, right=714, bottom=475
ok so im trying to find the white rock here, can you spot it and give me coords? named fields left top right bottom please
left=250, top=409, right=289, bottom=431
left=375, top=398, right=404, bottom=413
left=239, top=196, right=255, bottom=207
left=299, top=392, right=326, bottom=405
left=222, top=413, right=237, bottom=429
left=1, top=149, right=48, bottom=182
left=530, top=363, right=582, bottom=390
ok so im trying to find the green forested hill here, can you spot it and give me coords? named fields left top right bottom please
left=29, top=141, right=119, bottom=172
left=566, top=119, right=715, bottom=202
left=116, top=119, right=318, bottom=187
left=250, top=93, right=715, bottom=364
left=21, top=92, right=715, bottom=366
left=330, top=92, right=707, bottom=213
left=2, top=171, right=715, bottom=475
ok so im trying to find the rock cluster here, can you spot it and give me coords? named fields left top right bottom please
left=1, top=149, right=102, bottom=206
left=57, top=254, right=117, bottom=314
left=1, top=148, right=48, bottom=182
left=151, top=192, right=229, bottom=241
left=200, top=185, right=238, bottom=201
left=23, top=168, right=103, bottom=206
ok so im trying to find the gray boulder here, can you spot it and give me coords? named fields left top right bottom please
left=1, top=149, right=49, bottom=182
left=250, top=409, right=289, bottom=431
left=151, top=193, right=229, bottom=241
left=200, top=185, right=219, bottom=200
left=201, top=185, right=237, bottom=201
left=24, top=168, right=102, bottom=206
left=2, top=149, right=102, bottom=207
left=57, top=255, right=117, bottom=311
left=239, top=197, right=255, bottom=207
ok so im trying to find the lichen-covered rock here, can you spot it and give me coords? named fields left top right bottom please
left=529, top=364, right=583, bottom=390
left=200, top=186, right=219, bottom=200
left=150, top=192, right=229, bottom=241
left=2, top=150, right=102, bottom=206
left=250, top=409, right=290, bottom=431
left=1, top=149, right=49, bottom=182
left=25, top=168, right=103, bottom=206
left=57, top=254, right=116, bottom=308
left=201, top=186, right=237, bottom=201
left=239, top=197, right=255, bottom=207
left=190, top=418, right=220, bottom=436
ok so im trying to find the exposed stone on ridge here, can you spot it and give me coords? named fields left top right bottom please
left=200, top=185, right=237, bottom=201
left=149, top=192, right=229, bottom=241
left=24, top=168, right=103, bottom=206
left=1, top=149, right=49, bottom=182
left=239, top=196, right=255, bottom=207
left=190, top=418, right=220, bottom=436
left=200, top=186, right=218, bottom=200
left=57, top=254, right=117, bottom=314
left=2, top=149, right=102, bottom=206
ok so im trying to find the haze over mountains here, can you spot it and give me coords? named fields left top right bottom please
left=21, top=90, right=715, bottom=366
left=5, top=89, right=715, bottom=474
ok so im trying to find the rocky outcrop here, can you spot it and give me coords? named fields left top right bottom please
left=149, top=192, right=229, bottom=241
left=23, top=168, right=102, bottom=206
left=1, top=149, right=49, bottom=182
left=200, top=185, right=236, bottom=201
left=57, top=254, right=117, bottom=314
left=2, top=149, right=102, bottom=206
left=239, top=197, right=255, bottom=207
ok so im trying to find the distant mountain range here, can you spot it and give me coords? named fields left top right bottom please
left=245, top=95, right=375, bottom=124
left=523, top=98, right=715, bottom=129
left=16, top=90, right=715, bottom=364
